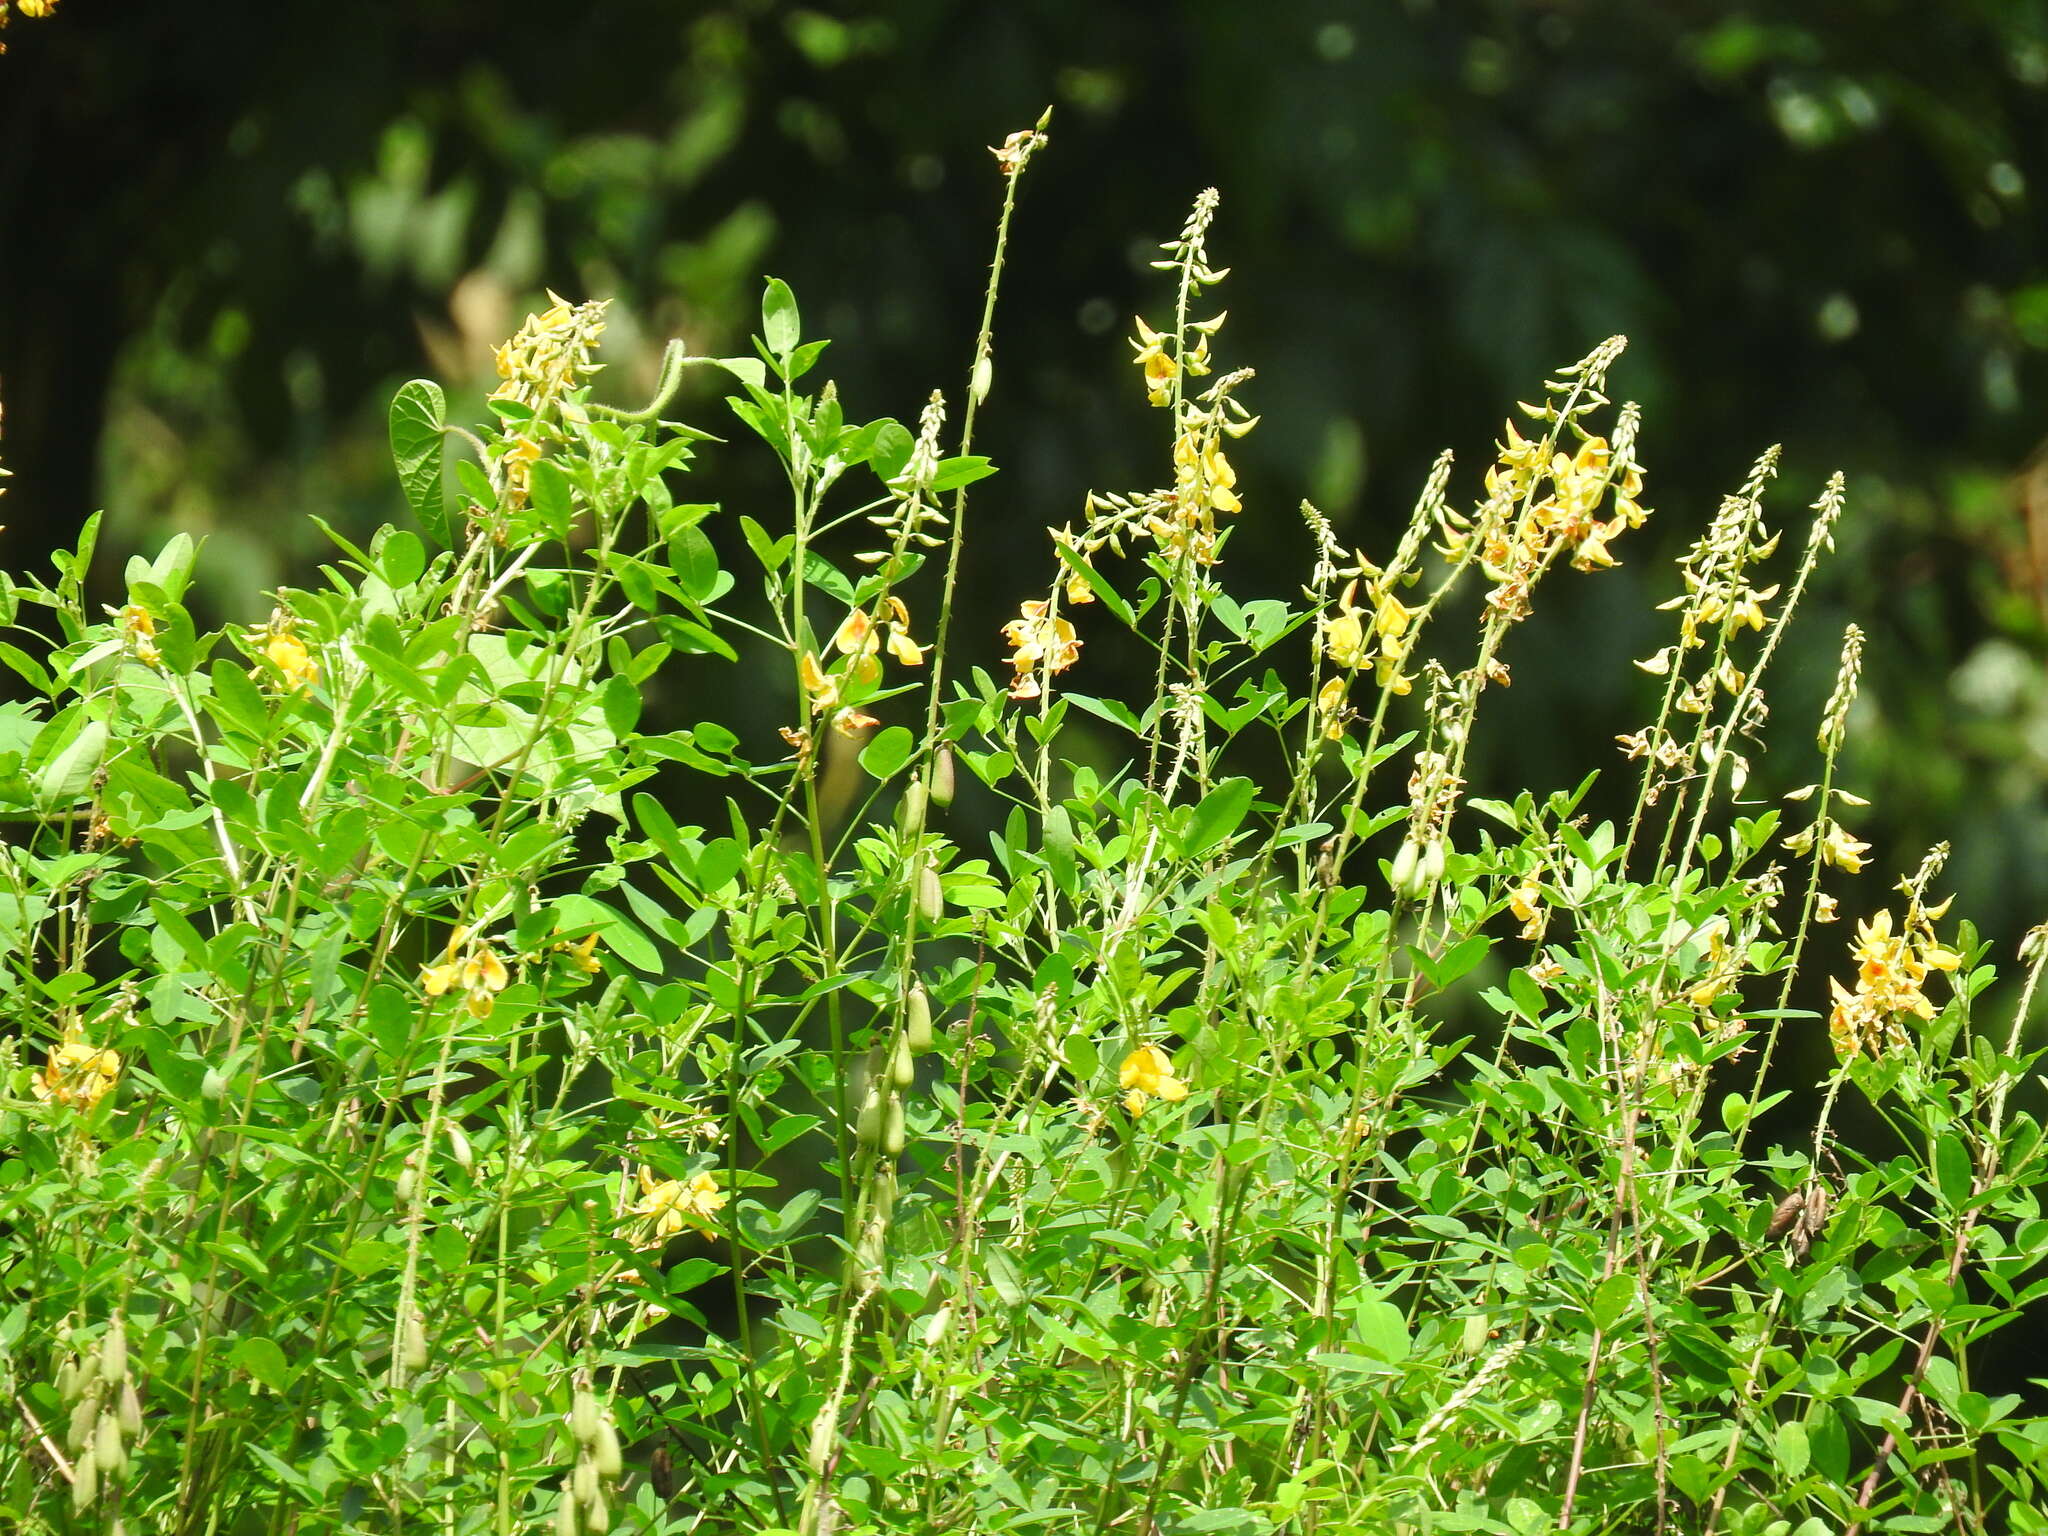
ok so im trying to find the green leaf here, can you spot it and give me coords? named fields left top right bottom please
left=668, top=525, right=720, bottom=602
left=1775, top=1418, right=1810, bottom=1478
left=229, top=1335, right=293, bottom=1392
left=35, top=718, right=106, bottom=805
left=1933, top=1133, right=1975, bottom=1208
left=762, top=277, right=800, bottom=357
left=380, top=528, right=426, bottom=589
left=1352, top=1297, right=1411, bottom=1362
left=858, top=725, right=914, bottom=781
left=388, top=380, right=449, bottom=546
left=601, top=675, right=642, bottom=738
left=1588, top=1272, right=1636, bottom=1331
left=1182, top=776, right=1256, bottom=857
left=1053, top=541, right=1135, bottom=627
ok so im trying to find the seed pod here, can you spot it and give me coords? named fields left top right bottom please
left=592, top=1417, right=623, bottom=1479
left=1388, top=838, right=1423, bottom=900
left=855, top=1088, right=884, bottom=1148
left=917, top=866, right=944, bottom=922
left=56, top=1358, right=79, bottom=1402
left=1460, top=1311, right=1490, bottom=1356
left=889, top=1033, right=916, bottom=1091
left=883, top=1094, right=906, bottom=1157
left=553, top=1486, right=580, bottom=1536
left=1421, top=838, right=1446, bottom=887
left=402, top=1312, right=428, bottom=1372
left=898, top=781, right=928, bottom=832
left=71, top=1447, right=98, bottom=1511
left=118, top=1379, right=142, bottom=1437
left=100, top=1319, right=127, bottom=1382
left=571, top=1390, right=601, bottom=1445
left=68, top=1396, right=97, bottom=1454
left=446, top=1126, right=474, bottom=1174
left=905, top=985, right=934, bottom=1054
left=572, top=1456, right=598, bottom=1508
left=930, top=747, right=955, bottom=808
left=394, top=1166, right=419, bottom=1209
left=201, top=1067, right=227, bottom=1103
left=94, top=1409, right=125, bottom=1477
left=583, top=1489, right=610, bottom=1534
left=921, top=1304, right=953, bottom=1347
left=971, top=352, right=993, bottom=406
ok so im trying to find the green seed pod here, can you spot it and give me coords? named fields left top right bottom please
left=889, top=1033, right=916, bottom=1090
left=882, top=1094, right=906, bottom=1157
left=583, top=1489, right=610, bottom=1534
left=201, top=1067, right=227, bottom=1103
left=905, top=985, right=934, bottom=1054
left=553, top=1487, right=580, bottom=1536
left=971, top=352, right=993, bottom=406
left=570, top=1390, right=601, bottom=1445
left=898, top=781, right=928, bottom=832
left=446, top=1126, right=474, bottom=1174
left=100, top=1319, right=127, bottom=1383
left=1421, top=838, right=1446, bottom=887
left=855, top=1088, right=884, bottom=1148
left=572, top=1456, right=598, bottom=1508
left=592, top=1417, right=623, bottom=1479
left=394, top=1166, right=419, bottom=1209
left=67, top=1396, right=97, bottom=1455
left=930, top=746, right=955, bottom=808
left=917, top=866, right=944, bottom=923
left=402, top=1312, right=428, bottom=1372
left=118, top=1379, right=142, bottom=1437
left=71, top=1447, right=98, bottom=1511
left=56, top=1358, right=78, bottom=1402
left=94, top=1409, right=124, bottom=1477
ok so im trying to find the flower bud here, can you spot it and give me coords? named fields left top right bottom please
left=905, top=985, right=934, bottom=1054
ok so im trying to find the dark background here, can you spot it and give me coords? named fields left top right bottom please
left=6, top=0, right=2048, bottom=961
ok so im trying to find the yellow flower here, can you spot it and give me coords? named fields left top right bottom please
left=1131, top=318, right=1178, bottom=407
left=1509, top=881, right=1544, bottom=940
left=421, top=926, right=512, bottom=1019
left=629, top=1166, right=726, bottom=1247
left=1322, top=581, right=1366, bottom=669
left=558, top=932, right=603, bottom=975
left=117, top=604, right=163, bottom=670
left=1118, top=1044, right=1189, bottom=1116
left=33, top=1038, right=120, bottom=1110
left=1827, top=908, right=1956, bottom=1059
left=263, top=633, right=320, bottom=691
left=1001, top=600, right=1082, bottom=701
left=1317, top=676, right=1349, bottom=740
left=1820, top=824, right=1870, bottom=873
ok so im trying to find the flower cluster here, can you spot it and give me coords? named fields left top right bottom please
left=488, top=292, right=608, bottom=513
left=799, top=595, right=928, bottom=735
left=1317, top=567, right=1419, bottom=720
left=627, top=1166, right=726, bottom=1247
left=33, top=1036, right=120, bottom=1110
left=0, top=0, right=57, bottom=52
left=420, top=926, right=512, bottom=1019
left=116, top=604, right=161, bottom=670
left=1000, top=600, right=1082, bottom=701
left=1827, top=907, right=1961, bottom=1060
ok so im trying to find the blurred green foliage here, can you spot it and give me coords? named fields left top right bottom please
left=5, top=0, right=2048, bottom=942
